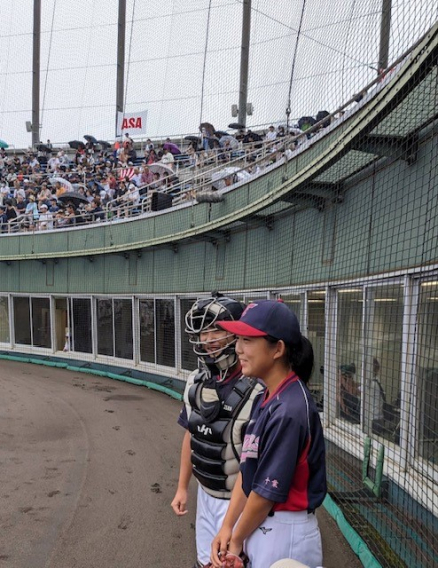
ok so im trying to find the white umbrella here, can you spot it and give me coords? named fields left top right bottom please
left=49, top=177, right=73, bottom=192
left=211, top=167, right=251, bottom=183
left=219, top=135, right=239, bottom=149
left=148, top=163, right=175, bottom=176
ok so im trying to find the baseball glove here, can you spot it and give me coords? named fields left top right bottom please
left=203, top=552, right=247, bottom=568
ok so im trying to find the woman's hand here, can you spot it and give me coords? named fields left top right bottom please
left=227, top=537, right=243, bottom=558
left=211, top=526, right=233, bottom=567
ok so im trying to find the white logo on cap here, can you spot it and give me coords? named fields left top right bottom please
left=241, top=303, right=258, bottom=318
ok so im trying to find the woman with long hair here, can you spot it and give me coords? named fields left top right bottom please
left=211, top=300, right=326, bottom=568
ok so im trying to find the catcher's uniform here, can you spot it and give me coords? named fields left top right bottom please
left=178, top=367, right=262, bottom=566
left=240, top=373, right=326, bottom=568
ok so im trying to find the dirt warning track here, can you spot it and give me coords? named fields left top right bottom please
left=0, top=360, right=361, bottom=568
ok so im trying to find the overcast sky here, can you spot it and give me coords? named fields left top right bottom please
left=0, top=0, right=435, bottom=149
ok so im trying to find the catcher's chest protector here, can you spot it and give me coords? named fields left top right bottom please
left=186, top=372, right=263, bottom=499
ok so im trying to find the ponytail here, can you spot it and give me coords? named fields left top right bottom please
left=288, top=336, right=314, bottom=383
left=265, top=334, right=314, bottom=383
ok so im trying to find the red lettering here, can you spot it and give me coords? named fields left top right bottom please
left=121, top=116, right=143, bottom=130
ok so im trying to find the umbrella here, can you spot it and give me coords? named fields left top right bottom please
left=57, top=192, right=89, bottom=208
left=184, top=136, right=201, bottom=143
left=0, top=140, right=9, bottom=149
left=219, top=135, right=239, bottom=149
left=84, top=135, right=98, bottom=144
left=36, top=143, right=51, bottom=153
left=97, top=140, right=111, bottom=149
left=297, top=116, right=316, bottom=131
left=214, top=130, right=228, bottom=138
left=228, top=122, right=245, bottom=130
left=69, top=140, right=85, bottom=150
left=315, top=110, right=331, bottom=128
left=211, top=167, right=251, bottom=187
left=49, top=177, right=74, bottom=192
left=163, top=142, right=181, bottom=155
left=200, top=122, right=215, bottom=131
left=148, top=163, right=175, bottom=176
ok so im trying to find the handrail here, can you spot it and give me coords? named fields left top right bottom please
left=104, top=137, right=284, bottom=215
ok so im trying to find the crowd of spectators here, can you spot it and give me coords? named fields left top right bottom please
left=0, top=132, right=188, bottom=232
left=0, top=114, right=335, bottom=234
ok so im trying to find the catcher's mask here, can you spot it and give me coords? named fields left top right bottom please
left=185, top=295, right=245, bottom=381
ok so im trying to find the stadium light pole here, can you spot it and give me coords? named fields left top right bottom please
left=32, top=0, right=41, bottom=148
left=116, top=0, right=127, bottom=136
left=238, top=0, right=252, bottom=128
left=378, top=0, right=392, bottom=74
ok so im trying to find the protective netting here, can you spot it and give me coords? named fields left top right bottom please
left=0, top=3, right=438, bottom=568
left=0, top=1, right=436, bottom=146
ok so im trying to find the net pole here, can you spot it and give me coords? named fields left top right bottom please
left=378, top=0, right=392, bottom=73
left=32, top=0, right=41, bottom=148
left=238, top=0, right=252, bottom=127
left=116, top=0, right=127, bottom=136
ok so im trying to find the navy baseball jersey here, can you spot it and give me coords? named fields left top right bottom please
left=240, top=372, right=327, bottom=512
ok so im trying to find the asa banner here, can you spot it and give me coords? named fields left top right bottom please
left=116, top=110, right=148, bottom=136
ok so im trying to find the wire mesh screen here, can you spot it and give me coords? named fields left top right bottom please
left=0, top=1, right=436, bottom=146
left=0, top=3, right=437, bottom=568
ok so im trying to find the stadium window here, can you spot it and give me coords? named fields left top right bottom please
left=180, top=298, right=198, bottom=371
left=54, top=297, right=68, bottom=352
left=336, top=289, right=363, bottom=425
left=97, top=298, right=114, bottom=357
left=13, top=297, right=31, bottom=345
left=416, top=280, right=438, bottom=467
left=282, top=293, right=325, bottom=409
left=307, top=290, right=326, bottom=411
left=363, top=284, right=403, bottom=445
left=71, top=298, right=92, bottom=354
left=156, top=299, right=175, bottom=367
left=114, top=299, right=133, bottom=360
left=139, top=299, right=155, bottom=364
left=31, top=298, right=51, bottom=349
left=0, top=296, right=10, bottom=343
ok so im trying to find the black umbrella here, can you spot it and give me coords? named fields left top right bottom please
left=57, top=191, right=89, bottom=208
left=199, top=122, right=215, bottom=132
left=84, top=135, right=98, bottom=144
left=214, top=130, right=229, bottom=138
left=228, top=122, right=245, bottom=130
left=316, top=110, right=331, bottom=128
left=69, top=140, right=86, bottom=150
left=36, top=143, right=51, bottom=153
left=97, top=140, right=111, bottom=149
left=184, top=135, right=201, bottom=143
